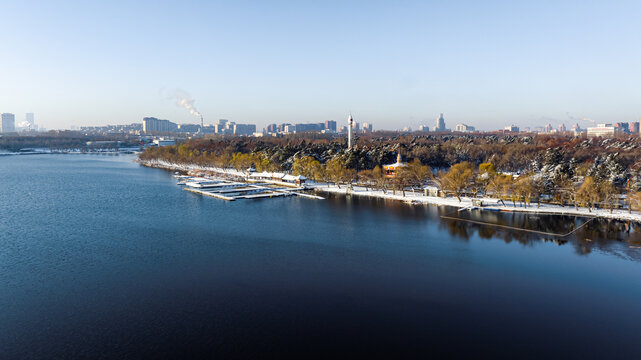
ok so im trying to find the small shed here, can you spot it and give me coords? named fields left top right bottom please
left=424, top=185, right=443, bottom=198
left=282, top=174, right=307, bottom=185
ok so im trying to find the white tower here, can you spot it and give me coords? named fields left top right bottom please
left=347, top=113, right=353, bottom=149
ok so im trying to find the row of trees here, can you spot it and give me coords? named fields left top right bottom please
left=290, top=156, right=641, bottom=213
left=140, top=144, right=283, bottom=172
left=139, top=138, right=641, bottom=213
left=139, top=132, right=641, bottom=173
left=0, top=133, right=140, bottom=152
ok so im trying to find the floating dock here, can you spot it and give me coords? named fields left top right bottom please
left=179, top=176, right=323, bottom=201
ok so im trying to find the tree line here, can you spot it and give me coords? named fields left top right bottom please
left=288, top=155, right=641, bottom=213
left=139, top=134, right=641, bottom=213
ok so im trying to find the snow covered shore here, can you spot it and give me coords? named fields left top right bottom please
left=312, top=184, right=641, bottom=222
left=139, top=159, right=641, bottom=223
left=139, top=159, right=248, bottom=178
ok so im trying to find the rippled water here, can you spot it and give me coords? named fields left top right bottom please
left=1, top=155, right=640, bottom=358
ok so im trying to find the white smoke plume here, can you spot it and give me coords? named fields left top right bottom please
left=17, top=121, right=32, bottom=129
left=171, top=89, right=201, bottom=117
left=566, top=112, right=595, bottom=124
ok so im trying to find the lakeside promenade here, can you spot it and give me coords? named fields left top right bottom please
left=139, top=159, right=641, bottom=223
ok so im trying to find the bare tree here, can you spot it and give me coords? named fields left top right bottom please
left=372, top=166, right=388, bottom=193
left=292, top=156, right=322, bottom=181
left=441, top=162, right=475, bottom=202
left=358, top=169, right=374, bottom=190
left=325, top=157, right=345, bottom=188
left=514, top=174, right=535, bottom=208
left=599, top=181, right=618, bottom=214
left=629, top=191, right=641, bottom=212
left=577, top=176, right=599, bottom=212
left=486, top=173, right=512, bottom=206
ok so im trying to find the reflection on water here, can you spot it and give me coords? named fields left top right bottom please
left=449, top=209, right=591, bottom=235
left=442, top=208, right=641, bottom=261
left=327, top=193, right=641, bottom=262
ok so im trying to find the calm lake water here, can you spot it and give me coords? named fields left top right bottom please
left=1, top=154, right=640, bottom=358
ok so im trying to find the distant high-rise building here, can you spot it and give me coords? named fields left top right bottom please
left=455, top=123, right=475, bottom=132
left=1, top=113, right=16, bottom=133
left=558, top=123, right=566, bottom=132
left=418, top=125, right=430, bottom=132
left=614, top=122, right=629, bottom=134
left=294, top=123, right=324, bottom=132
left=177, top=124, right=201, bottom=133
left=200, top=125, right=216, bottom=134
left=233, top=123, right=256, bottom=136
left=325, top=120, right=337, bottom=132
left=142, top=117, right=177, bottom=133
left=215, top=119, right=235, bottom=134
left=544, top=123, right=552, bottom=133
left=504, top=125, right=519, bottom=132
left=265, top=124, right=277, bottom=133
left=587, top=124, right=618, bottom=137
left=629, top=121, right=640, bottom=134
left=362, top=123, right=373, bottom=133
left=278, top=123, right=292, bottom=133
left=433, top=113, right=446, bottom=132
left=571, top=123, right=585, bottom=135
left=352, top=121, right=360, bottom=133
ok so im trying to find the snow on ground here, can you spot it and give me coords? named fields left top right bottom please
left=140, top=159, right=641, bottom=223
left=140, top=159, right=248, bottom=178
left=311, top=183, right=641, bottom=222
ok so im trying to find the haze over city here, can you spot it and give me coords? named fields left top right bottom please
left=1, top=0, right=640, bottom=130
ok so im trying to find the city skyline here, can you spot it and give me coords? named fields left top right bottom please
left=1, top=1, right=640, bottom=130
left=4, top=109, right=641, bottom=138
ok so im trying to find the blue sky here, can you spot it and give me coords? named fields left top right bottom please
left=0, top=0, right=639, bottom=130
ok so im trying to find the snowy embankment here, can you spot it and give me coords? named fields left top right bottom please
left=310, top=183, right=641, bottom=223
left=138, top=159, right=247, bottom=178
left=139, top=159, right=641, bottom=223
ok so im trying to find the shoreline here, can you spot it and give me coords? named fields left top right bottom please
left=312, top=184, right=641, bottom=222
left=139, top=159, right=641, bottom=223
left=0, top=149, right=140, bottom=156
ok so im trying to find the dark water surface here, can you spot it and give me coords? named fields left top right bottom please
left=1, top=155, right=640, bottom=359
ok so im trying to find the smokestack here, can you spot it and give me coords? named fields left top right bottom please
left=200, top=115, right=204, bottom=129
